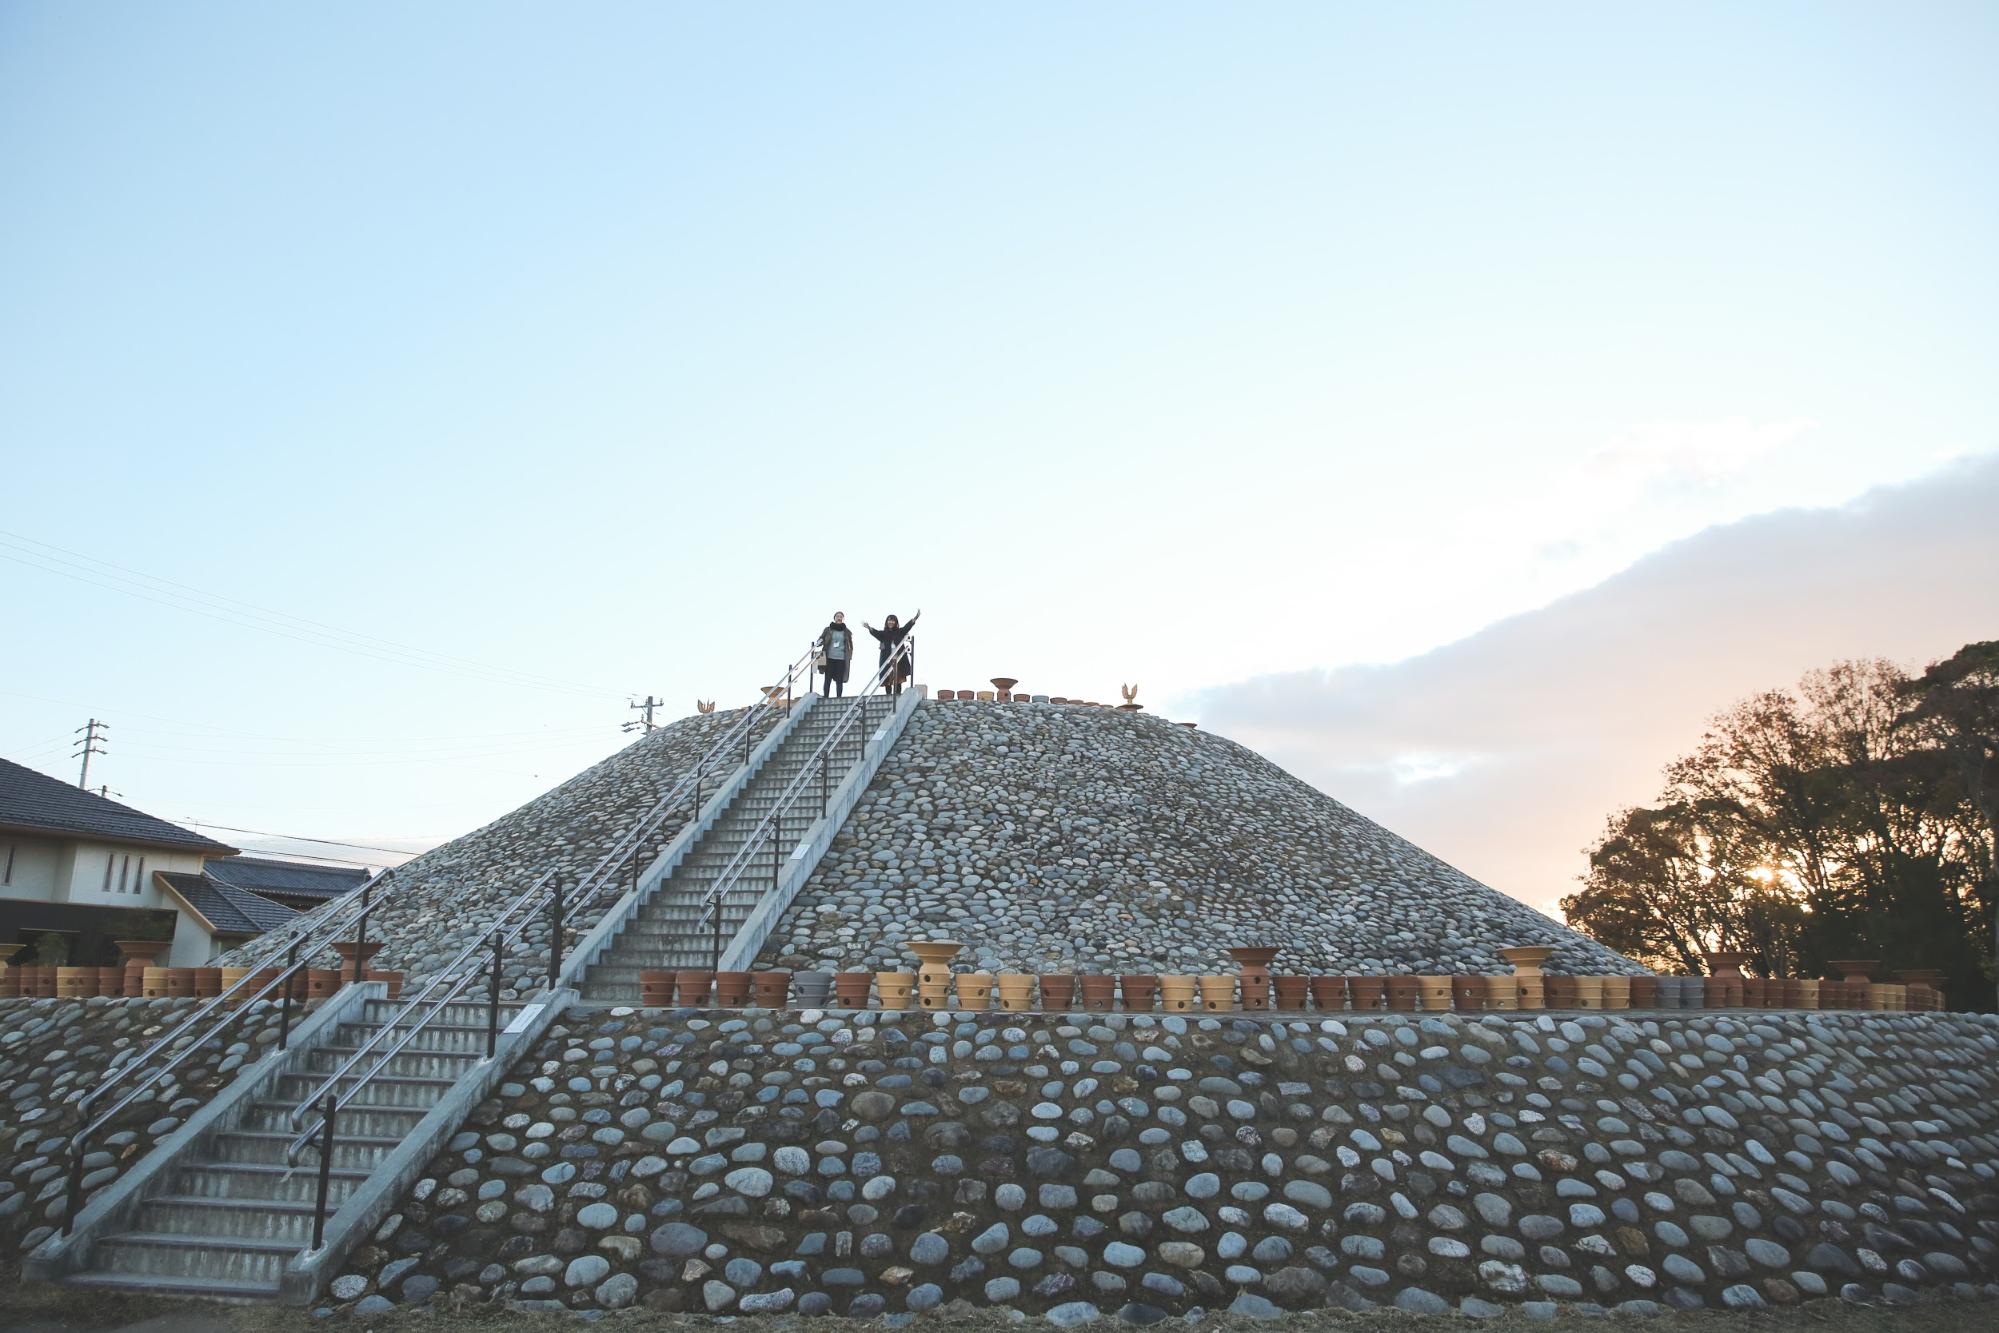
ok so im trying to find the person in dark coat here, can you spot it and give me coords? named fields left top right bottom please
left=864, top=610, right=920, bottom=697
left=816, top=612, right=854, bottom=697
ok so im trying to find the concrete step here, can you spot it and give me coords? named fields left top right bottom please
left=242, top=1098, right=426, bottom=1138
left=211, top=1129, right=403, bottom=1169
left=64, top=1270, right=280, bottom=1301
left=299, top=1046, right=480, bottom=1081
left=173, top=1161, right=369, bottom=1205
left=275, top=1070, right=457, bottom=1109
left=137, top=1194, right=325, bottom=1244
left=91, top=1232, right=297, bottom=1285
left=360, top=1000, right=519, bottom=1028
left=332, top=1020, right=499, bottom=1055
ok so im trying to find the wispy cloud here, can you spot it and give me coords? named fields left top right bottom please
left=1193, top=455, right=1999, bottom=914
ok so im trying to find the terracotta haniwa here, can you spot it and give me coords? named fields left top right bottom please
left=956, top=973, right=994, bottom=1010
left=911, top=940, right=963, bottom=1010
left=751, top=971, right=792, bottom=1008
left=1038, top=974, right=1076, bottom=1012
left=1348, top=977, right=1387, bottom=1012
left=876, top=971, right=915, bottom=1010
left=1159, top=976, right=1198, bottom=1012
left=1119, top=975, right=1160, bottom=1012
left=1272, top=976, right=1308, bottom=1011
left=1499, top=946, right=1554, bottom=1010
left=1309, top=976, right=1346, bottom=1010
left=1077, top=976, right=1116, bottom=1012
left=1601, top=976, right=1631, bottom=1010
left=1416, top=976, right=1453, bottom=1012
left=1198, top=975, right=1235, bottom=1012
left=995, top=974, right=1035, bottom=1011
left=1573, top=976, right=1604, bottom=1010
left=1229, top=946, right=1278, bottom=1012
left=831, top=972, right=871, bottom=1007
left=1451, top=976, right=1484, bottom=1012
left=1385, top=976, right=1421, bottom=1012
left=1484, top=975, right=1519, bottom=1011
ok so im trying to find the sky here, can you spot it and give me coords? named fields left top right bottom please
left=2, top=4, right=1994, bottom=903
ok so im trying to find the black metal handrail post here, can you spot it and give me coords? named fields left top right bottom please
left=310, top=1091, right=337, bottom=1249
left=277, top=938, right=302, bottom=1050
left=547, top=877, right=565, bottom=991
left=486, top=930, right=503, bottom=1059
left=348, top=878, right=375, bottom=985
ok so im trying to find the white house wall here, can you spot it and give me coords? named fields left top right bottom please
left=0, top=835, right=62, bottom=901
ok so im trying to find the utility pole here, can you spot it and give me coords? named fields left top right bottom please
left=624, top=695, right=661, bottom=735
left=73, top=718, right=109, bottom=790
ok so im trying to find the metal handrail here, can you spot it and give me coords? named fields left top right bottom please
left=692, top=632, right=916, bottom=963
left=279, top=636, right=827, bottom=1236
left=58, top=866, right=397, bottom=1234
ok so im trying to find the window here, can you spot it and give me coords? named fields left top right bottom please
left=2, top=843, right=13, bottom=885
left=102, top=853, right=114, bottom=892
left=134, top=856, right=146, bottom=894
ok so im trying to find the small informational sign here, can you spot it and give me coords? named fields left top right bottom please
left=790, top=842, right=812, bottom=861
left=504, top=1003, right=545, bottom=1035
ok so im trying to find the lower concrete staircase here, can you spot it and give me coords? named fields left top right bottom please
left=60, top=997, right=514, bottom=1299
left=581, top=693, right=898, bottom=1000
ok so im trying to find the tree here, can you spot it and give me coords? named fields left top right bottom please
left=1563, top=643, right=1997, bottom=1008
left=1894, top=641, right=1999, bottom=1008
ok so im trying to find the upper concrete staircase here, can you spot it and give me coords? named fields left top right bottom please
left=580, top=693, right=900, bottom=999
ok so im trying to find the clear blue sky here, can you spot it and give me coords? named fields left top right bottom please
left=3, top=3, right=1994, bottom=874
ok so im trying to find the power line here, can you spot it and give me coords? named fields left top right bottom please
left=0, top=530, right=629, bottom=700
left=176, top=820, right=426, bottom=859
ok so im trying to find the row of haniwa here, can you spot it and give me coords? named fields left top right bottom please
left=0, top=938, right=406, bottom=1003
left=636, top=944, right=1949, bottom=1014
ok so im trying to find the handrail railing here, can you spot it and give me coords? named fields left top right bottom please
left=691, top=633, right=916, bottom=966
left=279, top=635, right=827, bottom=1248
left=58, top=865, right=398, bottom=1234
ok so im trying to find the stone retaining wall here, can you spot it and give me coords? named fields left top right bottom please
left=0, top=996, right=293, bottom=1266
left=315, top=1005, right=1999, bottom=1320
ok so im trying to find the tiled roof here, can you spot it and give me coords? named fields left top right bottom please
left=158, top=870, right=301, bottom=936
left=204, top=855, right=369, bottom=900
left=0, top=758, right=234, bottom=854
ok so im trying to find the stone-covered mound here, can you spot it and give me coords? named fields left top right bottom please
left=223, top=708, right=761, bottom=995
left=314, top=1007, right=1999, bottom=1319
left=761, top=701, right=1639, bottom=975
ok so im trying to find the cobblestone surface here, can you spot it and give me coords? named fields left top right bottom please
left=760, top=702, right=1642, bottom=976
left=319, top=1006, right=1999, bottom=1319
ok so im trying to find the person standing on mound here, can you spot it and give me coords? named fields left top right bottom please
left=816, top=612, right=854, bottom=697
left=864, top=610, right=920, bottom=697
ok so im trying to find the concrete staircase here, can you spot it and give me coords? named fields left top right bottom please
left=59, top=997, right=514, bottom=1300
left=581, top=694, right=899, bottom=1000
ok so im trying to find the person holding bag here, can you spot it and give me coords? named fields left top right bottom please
left=816, top=612, right=854, bottom=697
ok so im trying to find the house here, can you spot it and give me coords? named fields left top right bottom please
left=0, top=758, right=367, bottom=967
left=202, top=855, right=369, bottom=911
